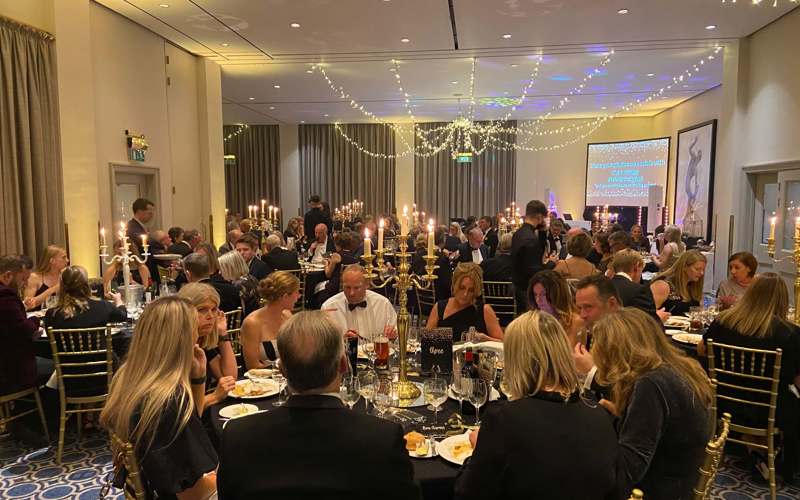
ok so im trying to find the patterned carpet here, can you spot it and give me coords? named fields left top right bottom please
left=1, top=431, right=799, bottom=499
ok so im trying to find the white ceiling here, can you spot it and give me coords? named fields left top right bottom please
left=95, top=0, right=798, bottom=124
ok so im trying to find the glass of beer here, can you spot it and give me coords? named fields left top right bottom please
left=374, top=335, right=390, bottom=370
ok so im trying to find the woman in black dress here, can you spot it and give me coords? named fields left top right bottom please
left=699, top=272, right=800, bottom=484
left=101, top=297, right=218, bottom=499
left=426, top=262, right=503, bottom=341
left=455, top=311, right=618, bottom=500
left=591, top=308, right=713, bottom=500
left=650, top=250, right=707, bottom=316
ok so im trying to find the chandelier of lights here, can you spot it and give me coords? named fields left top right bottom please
left=311, top=43, right=723, bottom=158
left=721, top=0, right=797, bottom=6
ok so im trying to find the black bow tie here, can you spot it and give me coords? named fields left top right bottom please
left=348, top=301, right=368, bottom=311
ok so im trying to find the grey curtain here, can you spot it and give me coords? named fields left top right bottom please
left=414, top=122, right=516, bottom=223
left=0, top=16, right=64, bottom=257
left=223, top=124, right=280, bottom=217
left=299, top=124, right=395, bottom=215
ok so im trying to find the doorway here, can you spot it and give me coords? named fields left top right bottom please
left=109, top=164, right=161, bottom=229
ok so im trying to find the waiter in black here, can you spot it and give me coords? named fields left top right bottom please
left=511, top=200, right=554, bottom=313
left=303, top=195, right=332, bottom=239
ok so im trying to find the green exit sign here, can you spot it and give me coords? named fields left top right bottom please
left=456, top=152, right=472, bottom=163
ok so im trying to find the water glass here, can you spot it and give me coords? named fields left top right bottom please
left=469, top=379, right=489, bottom=425
left=358, top=370, right=377, bottom=412
left=272, top=362, right=287, bottom=407
left=423, top=378, right=448, bottom=423
left=339, top=375, right=360, bottom=410
left=360, top=336, right=377, bottom=369
left=373, top=378, right=393, bottom=419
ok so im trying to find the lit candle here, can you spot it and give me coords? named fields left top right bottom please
left=269, top=205, right=274, bottom=220
left=427, top=219, right=435, bottom=258
left=770, top=216, right=776, bottom=241
left=141, top=234, right=148, bottom=249
left=100, top=227, right=106, bottom=247
left=401, top=205, right=409, bottom=236
left=274, top=207, right=279, bottom=222
left=378, top=219, right=384, bottom=252
left=364, top=228, right=372, bottom=257
left=254, top=206, right=259, bottom=219
left=261, top=199, right=266, bottom=215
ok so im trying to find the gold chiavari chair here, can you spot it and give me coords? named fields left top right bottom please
left=47, top=326, right=114, bottom=464
left=693, top=412, right=732, bottom=500
left=287, top=269, right=306, bottom=312
left=415, top=286, right=436, bottom=329
left=706, top=341, right=782, bottom=500
left=482, top=281, right=516, bottom=327
left=108, top=432, right=146, bottom=500
left=156, top=265, right=173, bottom=284
left=224, top=308, right=244, bottom=371
left=0, top=387, right=50, bottom=442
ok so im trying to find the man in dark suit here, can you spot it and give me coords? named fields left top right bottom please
left=183, top=253, right=240, bottom=312
left=609, top=249, right=662, bottom=323
left=480, top=233, right=514, bottom=282
left=458, top=227, right=489, bottom=264
left=511, top=200, right=554, bottom=313
left=218, top=229, right=243, bottom=255
left=235, top=234, right=270, bottom=281
left=166, top=227, right=192, bottom=257
left=217, top=311, right=420, bottom=500
left=126, top=198, right=155, bottom=253
left=261, top=234, right=300, bottom=274
left=303, top=195, right=333, bottom=241
left=478, top=216, right=499, bottom=257
left=608, top=230, right=633, bottom=254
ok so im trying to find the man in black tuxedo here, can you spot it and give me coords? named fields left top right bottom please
left=261, top=234, right=300, bottom=274
left=458, top=227, right=489, bottom=264
left=609, top=249, right=663, bottom=323
left=608, top=230, right=633, bottom=254
left=480, top=233, right=514, bottom=282
left=166, top=227, right=192, bottom=257
left=217, top=311, right=420, bottom=500
left=303, top=195, right=333, bottom=240
left=218, top=229, right=243, bottom=255
left=511, top=200, right=555, bottom=313
left=126, top=198, right=155, bottom=253
left=235, top=234, right=270, bottom=281
left=183, top=253, right=240, bottom=312
left=478, top=216, right=499, bottom=257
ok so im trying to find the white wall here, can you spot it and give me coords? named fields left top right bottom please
left=0, top=0, right=54, bottom=32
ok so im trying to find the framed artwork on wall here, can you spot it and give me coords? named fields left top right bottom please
left=674, top=119, right=717, bottom=241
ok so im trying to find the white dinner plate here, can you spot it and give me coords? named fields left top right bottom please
left=664, top=329, right=685, bottom=336
left=672, top=333, right=704, bottom=346
left=227, top=379, right=280, bottom=399
left=153, top=253, right=183, bottom=261
left=452, top=341, right=504, bottom=353
left=219, top=403, right=260, bottom=419
left=244, top=368, right=275, bottom=380
left=437, top=433, right=474, bottom=465
left=664, top=317, right=691, bottom=328
left=448, top=385, right=500, bottom=402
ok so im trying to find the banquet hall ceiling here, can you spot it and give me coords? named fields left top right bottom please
left=95, top=0, right=798, bottom=125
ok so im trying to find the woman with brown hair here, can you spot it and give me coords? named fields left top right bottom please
left=23, top=245, right=69, bottom=310
left=716, top=251, right=758, bottom=309
left=700, top=273, right=800, bottom=484
left=527, top=270, right=584, bottom=346
left=454, top=311, right=617, bottom=499
left=650, top=250, right=706, bottom=316
left=426, top=262, right=503, bottom=341
left=554, top=232, right=597, bottom=280
left=241, top=271, right=301, bottom=370
left=100, top=297, right=218, bottom=499
left=652, top=225, right=685, bottom=271
left=591, top=308, right=713, bottom=499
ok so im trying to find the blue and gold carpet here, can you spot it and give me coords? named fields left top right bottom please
left=2, top=432, right=799, bottom=499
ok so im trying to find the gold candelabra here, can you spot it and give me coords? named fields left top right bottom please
left=361, top=236, right=438, bottom=406
left=767, top=217, right=800, bottom=322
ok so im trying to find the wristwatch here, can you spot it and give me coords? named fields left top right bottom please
left=190, top=375, right=206, bottom=385
left=219, top=335, right=231, bottom=342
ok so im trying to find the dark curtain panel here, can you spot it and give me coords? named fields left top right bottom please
left=223, top=124, right=280, bottom=217
left=414, top=122, right=516, bottom=223
left=0, top=16, right=64, bottom=256
left=299, top=124, right=395, bottom=215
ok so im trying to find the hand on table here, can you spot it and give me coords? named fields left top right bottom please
left=474, top=333, right=494, bottom=343
left=383, top=325, right=397, bottom=340
left=213, top=376, right=236, bottom=400
left=572, top=342, right=594, bottom=375
left=23, top=297, right=36, bottom=310
left=656, top=308, right=671, bottom=323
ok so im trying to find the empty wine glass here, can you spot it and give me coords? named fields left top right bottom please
left=357, top=370, right=377, bottom=413
left=373, top=378, right=393, bottom=419
left=423, top=378, right=448, bottom=424
left=469, top=379, right=489, bottom=425
left=339, top=374, right=360, bottom=410
left=272, top=371, right=287, bottom=407
left=360, top=336, right=377, bottom=369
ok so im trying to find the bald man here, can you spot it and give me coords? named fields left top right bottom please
left=458, top=227, right=489, bottom=264
left=308, top=223, right=335, bottom=264
left=321, top=265, right=397, bottom=340
left=219, top=229, right=243, bottom=255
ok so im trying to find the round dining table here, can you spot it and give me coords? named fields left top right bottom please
left=207, top=375, right=474, bottom=500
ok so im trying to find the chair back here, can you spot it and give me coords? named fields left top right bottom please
left=706, top=341, right=782, bottom=436
left=156, top=266, right=173, bottom=283
left=286, top=269, right=305, bottom=312
left=693, top=412, right=732, bottom=499
left=47, top=326, right=113, bottom=402
left=109, top=432, right=147, bottom=500
left=482, top=281, right=516, bottom=326
left=416, top=286, right=437, bottom=327
left=225, top=308, right=243, bottom=330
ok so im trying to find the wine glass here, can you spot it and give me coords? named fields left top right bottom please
left=272, top=371, right=287, bottom=407
left=339, top=375, right=360, bottom=410
left=357, top=370, right=377, bottom=413
left=469, top=379, right=489, bottom=425
left=360, top=336, right=377, bottom=369
left=480, top=351, right=498, bottom=388
left=423, top=378, right=448, bottom=424
left=452, top=350, right=466, bottom=415
left=373, top=378, right=393, bottom=419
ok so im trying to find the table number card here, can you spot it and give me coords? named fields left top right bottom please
left=420, top=327, right=453, bottom=374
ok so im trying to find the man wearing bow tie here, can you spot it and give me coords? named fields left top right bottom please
left=321, top=265, right=397, bottom=340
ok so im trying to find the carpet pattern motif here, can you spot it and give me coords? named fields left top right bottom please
left=2, top=433, right=799, bottom=499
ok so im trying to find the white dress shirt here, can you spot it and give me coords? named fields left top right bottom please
left=471, top=247, right=483, bottom=264
left=322, top=290, right=397, bottom=340
left=310, top=237, right=328, bottom=264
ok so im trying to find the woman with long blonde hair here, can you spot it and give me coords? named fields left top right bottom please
left=100, top=297, right=217, bottom=499
left=699, top=273, right=800, bottom=483
left=652, top=225, right=685, bottom=270
left=177, top=282, right=237, bottom=407
left=591, top=308, right=712, bottom=499
left=650, top=249, right=706, bottom=316
left=23, top=245, right=69, bottom=310
left=454, top=311, right=617, bottom=499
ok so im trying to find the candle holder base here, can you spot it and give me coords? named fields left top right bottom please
left=395, top=379, right=422, bottom=405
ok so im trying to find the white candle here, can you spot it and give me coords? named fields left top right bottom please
left=141, top=234, right=148, bottom=247
left=269, top=205, right=274, bottom=220
left=770, top=216, right=776, bottom=240
left=261, top=199, right=266, bottom=214
left=100, top=227, right=106, bottom=247
left=401, top=205, right=409, bottom=236
left=427, top=219, right=435, bottom=258
left=378, top=219, right=384, bottom=252
left=364, top=228, right=372, bottom=257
